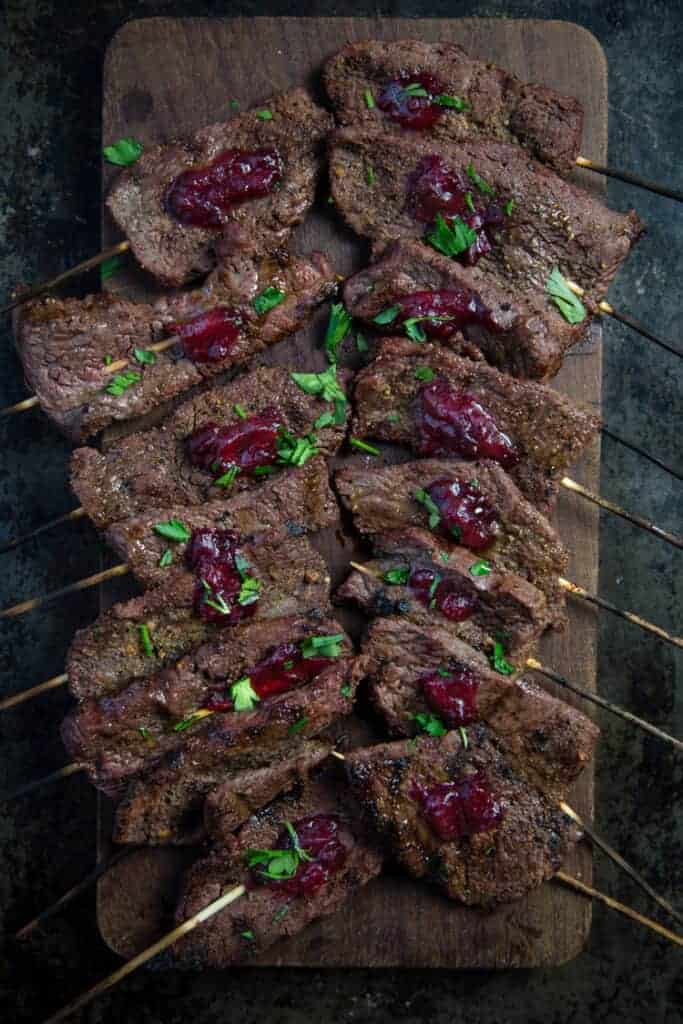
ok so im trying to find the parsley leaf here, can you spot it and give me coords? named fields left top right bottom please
left=105, top=370, right=141, bottom=396
left=464, top=191, right=476, bottom=214
left=273, top=905, right=290, bottom=923
left=276, top=429, right=318, bottom=467
left=253, top=286, right=285, bottom=315
left=103, top=137, right=143, bottom=166
left=241, top=930, right=254, bottom=940
left=504, top=198, right=515, bottom=216
left=364, top=89, right=375, bottom=109
left=324, top=303, right=353, bottom=363
left=173, top=709, right=213, bottom=733
left=154, top=518, right=191, bottom=543
left=490, top=640, right=515, bottom=676
left=466, top=162, right=495, bottom=196
left=288, top=715, right=310, bottom=735
left=301, top=634, right=344, bottom=659
left=159, top=549, right=173, bottom=568
left=366, top=165, right=376, bottom=186
left=414, top=366, right=436, bottom=382
left=291, top=365, right=346, bottom=404
left=459, top=726, right=469, bottom=749
left=469, top=559, right=491, bottom=577
left=356, top=332, right=369, bottom=353
left=246, top=845, right=300, bottom=880
left=215, top=465, right=240, bottom=490
left=133, top=348, right=157, bottom=365
left=234, top=403, right=248, bottom=420
left=138, top=624, right=154, bottom=657
left=404, top=318, right=427, bottom=343
left=238, top=574, right=261, bottom=607
left=414, top=488, right=441, bottom=529
left=434, top=94, right=468, bottom=110
left=340, top=683, right=352, bottom=698
left=383, top=567, right=410, bottom=585
left=412, top=712, right=447, bottom=737
left=426, top=213, right=477, bottom=259
left=372, top=305, right=400, bottom=326
left=350, top=438, right=380, bottom=456
left=100, top=254, right=128, bottom=281
left=256, top=109, right=273, bottom=120
left=546, top=268, right=587, bottom=325
left=402, top=83, right=429, bottom=98
left=200, top=578, right=232, bottom=616
left=230, top=676, right=260, bottom=712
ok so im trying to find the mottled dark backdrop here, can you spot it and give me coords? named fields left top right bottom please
left=0, top=2, right=680, bottom=1022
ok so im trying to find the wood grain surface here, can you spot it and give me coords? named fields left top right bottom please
left=97, top=16, right=605, bottom=967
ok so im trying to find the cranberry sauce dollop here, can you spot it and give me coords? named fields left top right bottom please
left=187, top=409, right=281, bottom=479
left=377, top=73, right=445, bottom=131
left=204, top=641, right=335, bottom=712
left=420, top=666, right=480, bottom=726
left=418, top=380, right=520, bottom=469
left=186, top=528, right=258, bottom=625
left=389, top=288, right=500, bottom=339
left=251, top=814, right=348, bottom=896
left=421, top=477, right=499, bottom=550
left=408, top=567, right=479, bottom=622
left=407, top=155, right=506, bottom=266
left=170, top=306, right=244, bottom=363
left=165, top=147, right=283, bottom=229
left=410, top=773, right=503, bottom=841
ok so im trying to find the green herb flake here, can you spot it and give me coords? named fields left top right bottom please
left=103, top=354, right=113, bottom=366
left=324, top=303, right=353, bottom=363
left=233, top=403, right=249, bottom=420
left=504, top=198, right=515, bottom=216
left=466, top=162, right=495, bottom=196
left=313, top=410, right=335, bottom=430
left=230, top=99, right=240, bottom=110
left=253, top=286, right=285, bottom=316
left=133, top=347, right=157, bottom=365
left=200, top=578, right=232, bottom=616
left=246, top=846, right=299, bottom=880
left=100, top=253, right=128, bottom=281
left=273, top=905, right=290, bottom=923
left=427, top=574, right=441, bottom=602
left=256, top=109, right=273, bottom=120
left=154, top=518, right=191, bottom=543
left=238, top=574, right=261, bottom=607
left=439, top=551, right=449, bottom=564
left=459, top=726, right=469, bottom=749
left=404, top=318, right=427, bottom=343
left=253, top=465, right=276, bottom=476
left=138, top=624, right=154, bottom=657
left=173, top=712, right=205, bottom=733
left=469, top=559, right=492, bottom=577
left=434, top=94, right=468, bottom=110
left=241, top=930, right=254, bottom=940
left=103, top=137, right=143, bottom=166
left=301, top=634, right=344, bottom=659
left=159, top=549, right=173, bottom=568
left=288, top=715, right=310, bottom=736
left=291, top=364, right=346, bottom=404
left=412, top=712, right=447, bottom=737
left=230, top=676, right=260, bottom=712
left=414, top=488, right=441, bottom=529
left=356, top=332, right=369, bottom=353
left=105, top=370, right=141, bottom=396
left=215, top=465, right=240, bottom=490
left=139, top=727, right=151, bottom=740
left=363, top=89, right=375, bottom=110
left=383, top=567, right=410, bottom=585
left=402, top=82, right=429, bottom=98
left=414, top=365, right=436, bottom=382
left=341, top=683, right=352, bottom=698
left=276, top=429, right=318, bottom=468
left=350, top=437, right=380, bottom=456
left=464, top=191, right=476, bottom=214
left=372, top=305, right=400, bottom=326
left=425, top=212, right=477, bottom=259
left=437, top=667, right=450, bottom=677
left=366, top=165, right=376, bottom=186
left=386, top=412, right=400, bottom=423
left=490, top=640, right=515, bottom=676
left=546, top=267, right=587, bottom=325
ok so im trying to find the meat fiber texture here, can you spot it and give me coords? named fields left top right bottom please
left=352, top=338, right=600, bottom=509
left=337, top=533, right=549, bottom=672
left=324, top=39, right=584, bottom=174
left=172, top=767, right=383, bottom=967
left=345, top=240, right=584, bottom=380
left=71, top=364, right=350, bottom=528
left=356, top=617, right=599, bottom=801
left=335, top=460, right=569, bottom=628
left=107, top=89, right=333, bottom=286
left=15, top=250, right=336, bottom=441
left=104, top=458, right=338, bottom=589
left=66, top=534, right=331, bottom=700
left=329, top=129, right=643, bottom=335
left=346, top=729, right=582, bottom=907
left=62, top=615, right=352, bottom=795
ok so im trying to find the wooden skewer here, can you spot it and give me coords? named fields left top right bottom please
left=0, top=672, right=69, bottom=711
left=0, top=507, right=87, bottom=556
left=601, top=427, right=682, bottom=482
left=0, top=563, right=130, bottom=619
left=566, top=278, right=682, bottom=359
left=574, top=156, right=683, bottom=203
left=1, top=762, right=84, bottom=803
left=561, top=476, right=682, bottom=548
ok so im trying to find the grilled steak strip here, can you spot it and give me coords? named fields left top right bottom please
left=356, top=616, right=598, bottom=800
left=346, top=730, right=581, bottom=907
left=104, top=458, right=337, bottom=589
left=351, top=339, right=600, bottom=509
left=15, top=251, right=336, bottom=442
left=66, top=534, right=331, bottom=700
left=63, top=615, right=352, bottom=794
left=107, top=89, right=333, bottom=286
left=71, top=365, right=349, bottom=529
left=173, top=766, right=383, bottom=967
left=324, top=39, right=584, bottom=173
left=329, top=129, right=642, bottom=322
left=337, top=536, right=549, bottom=671
left=335, top=459, right=569, bottom=626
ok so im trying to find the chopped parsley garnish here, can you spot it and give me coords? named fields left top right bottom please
left=238, top=573, right=261, bottom=607
left=103, top=354, right=113, bottom=366
left=383, top=567, right=410, bottom=585
left=254, top=465, right=276, bottom=476
left=490, top=640, right=515, bottom=676
left=139, top=727, right=151, bottom=740
left=324, top=303, right=353, bottom=363
left=426, top=213, right=477, bottom=259
left=215, top=465, right=240, bottom=490
left=439, top=551, right=449, bottom=563
left=356, top=332, right=369, bottom=353
left=341, top=683, right=352, bottom=698
left=246, top=840, right=301, bottom=881
left=229, top=99, right=240, bottom=110
left=230, top=676, right=260, bottom=712
left=386, top=412, right=400, bottom=423
left=414, top=365, right=436, bottom=382
left=138, top=624, right=154, bottom=657
left=504, top=198, right=515, bottom=216
left=437, top=667, right=450, bottom=677
left=402, top=82, right=429, bottom=98
left=256, top=109, right=273, bottom=120
left=154, top=518, right=191, bottom=543
left=459, top=726, right=469, bottom=749
left=291, top=365, right=346, bottom=404
left=200, top=578, right=232, bottom=616
left=469, top=559, right=491, bottom=577
left=283, top=660, right=295, bottom=670
left=301, top=634, right=344, bottom=659
left=466, top=162, right=495, bottom=196
left=288, top=715, right=310, bottom=735
left=412, top=712, right=447, bottom=737
left=241, top=930, right=254, bottom=940
left=173, top=709, right=213, bottom=733
left=427, top=574, right=441, bottom=603
left=350, top=438, right=380, bottom=456
left=103, top=137, right=143, bottom=166
left=273, top=905, right=290, bottom=923
left=100, top=253, right=128, bottom=281
left=253, top=286, right=285, bottom=315
left=234, top=403, right=248, bottom=420
left=404, top=318, right=427, bottom=343
left=414, top=488, right=441, bottom=529
left=546, top=268, right=587, bottom=325
left=276, top=429, right=318, bottom=467
left=133, top=347, right=157, bottom=365
left=434, top=94, right=468, bottom=110
left=464, top=191, right=476, bottom=213
left=366, top=165, right=376, bottom=186
left=363, top=89, right=375, bottom=109
left=372, top=305, right=400, bottom=326
left=159, top=549, right=173, bottom=568
left=105, top=370, right=141, bottom=396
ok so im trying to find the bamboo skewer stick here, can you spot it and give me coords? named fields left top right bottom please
left=0, top=672, right=69, bottom=711
left=0, top=508, right=87, bottom=556
left=557, top=578, right=682, bottom=648
left=574, top=156, right=683, bottom=202
left=1, top=762, right=84, bottom=803
left=566, top=279, right=682, bottom=359
left=601, top=426, right=683, bottom=482
left=561, top=476, right=682, bottom=548
left=0, top=563, right=130, bottom=620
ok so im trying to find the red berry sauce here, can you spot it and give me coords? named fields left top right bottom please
left=408, top=567, right=478, bottom=622
left=251, top=814, right=348, bottom=896
left=170, top=306, right=244, bottom=363
left=187, top=409, right=281, bottom=479
left=186, top=528, right=258, bottom=625
left=165, top=147, right=283, bottom=229
left=411, top=774, right=503, bottom=840
left=418, top=380, right=520, bottom=469
left=389, top=288, right=501, bottom=339
left=421, top=477, right=499, bottom=550
left=420, top=666, right=479, bottom=726
left=204, top=641, right=335, bottom=711
left=377, top=73, right=445, bottom=131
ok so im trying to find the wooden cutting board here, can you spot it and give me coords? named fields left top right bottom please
left=96, top=16, right=604, bottom=968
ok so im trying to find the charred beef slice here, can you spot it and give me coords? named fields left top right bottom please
left=324, top=39, right=584, bottom=173
left=337, top=535, right=549, bottom=671
left=173, top=766, right=383, bottom=967
left=66, top=534, right=331, bottom=700
left=346, top=729, right=581, bottom=907
left=335, top=462, right=569, bottom=626
left=71, top=365, right=349, bottom=529
left=63, top=615, right=353, bottom=793
left=355, top=616, right=598, bottom=799
left=15, top=251, right=336, bottom=442
left=107, top=89, right=333, bottom=286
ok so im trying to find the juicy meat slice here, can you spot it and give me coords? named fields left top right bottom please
left=71, top=365, right=349, bottom=528
left=351, top=338, right=600, bottom=509
left=107, top=89, right=333, bottom=286
left=345, top=240, right=584, bottom=380
left=324, top=39, right=584, bottom=173
left=173, top=767, right=383, bottom=967
left=104, top=458, right=337, bottom=588
left=15, top=251, right=336, bottom=442
left=355, top=616, right=598, bottom=800
left=66, top=534, right=331, bottom=700
left=345, top=729, right=582, bottom=906
left=63, top=615, right=352, bottom=795
left=337, top=535, right=549, bottom=671
left=335, top=460, right=569, bottom=627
